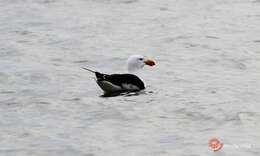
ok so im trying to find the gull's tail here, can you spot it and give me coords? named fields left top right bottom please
left=82, top=67, right=104, bottom=81
left=82, top=67, right=96, bottom=73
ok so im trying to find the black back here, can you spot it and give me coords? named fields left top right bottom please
left=94, top=72, right=145, bottom=90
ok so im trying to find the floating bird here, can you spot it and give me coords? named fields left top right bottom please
left=82, top=55, right=155, bottom=94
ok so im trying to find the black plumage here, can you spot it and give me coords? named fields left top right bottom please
left=95, top=72, right=145, bottom=90
left=82, top=68, right=145, bottom=93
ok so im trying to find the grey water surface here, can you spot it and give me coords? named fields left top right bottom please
left=0, top=0, right=260, bottom=155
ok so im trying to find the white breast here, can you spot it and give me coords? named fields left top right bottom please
left=121, top=83, right=140, bottom=91
left=97, top=81, right=122, bottom=93
left=96, top=81, right=140, bottom=93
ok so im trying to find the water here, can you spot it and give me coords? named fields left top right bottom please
left=0, top=0, right=260, bottom=155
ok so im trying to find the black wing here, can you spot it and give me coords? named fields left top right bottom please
left=95, top=72, right=145, bottom=90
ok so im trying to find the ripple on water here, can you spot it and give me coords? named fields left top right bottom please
left=0, top=149, right=94, bottom=156
left=252, top=0, right=260, bottom=3
left=120, top=0, right=139, bottom=4
left=206, top=35, right=219, bottom=39
left=238, top=112, right=260, bottom=125
left=38, top=101, right=51, bottom=105
left=63, top=98, right=81, bottom=101
left=0, top=47, right=21, bottom=58
left=253, top=40, right=260, bottom=43
left=14, top=72, right=51, bottom=85
left=0, top=90, right=16, bottom=94
left=72, top=60, right=89, bottom=64
left=0, top=72, right=10, bottom=83
left=0, top=98, right=18, bottom=107
left=92, top=0, right=139, bottom=4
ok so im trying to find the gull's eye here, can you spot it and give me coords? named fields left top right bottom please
left=138, top=58, right=144, bottom=61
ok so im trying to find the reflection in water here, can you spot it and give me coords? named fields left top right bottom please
left=100, top=90, right=147, bottom=97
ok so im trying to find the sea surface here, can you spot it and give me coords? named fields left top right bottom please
left=0, top=0, right=260, bottom=155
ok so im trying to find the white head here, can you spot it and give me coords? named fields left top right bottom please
left=127, top=55, right=155, bottom=73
